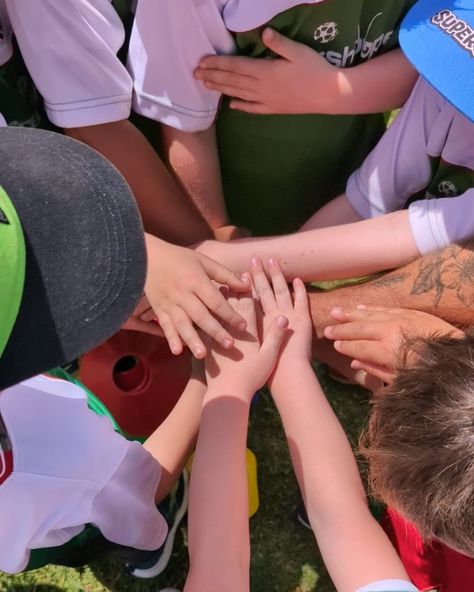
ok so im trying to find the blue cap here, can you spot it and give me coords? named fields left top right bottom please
left=400, top=0, right=474, bottom=122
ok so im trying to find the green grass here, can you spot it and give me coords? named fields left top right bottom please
left=0, top=366, right=370, bottom=592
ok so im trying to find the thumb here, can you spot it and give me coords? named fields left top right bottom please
left=262, top=28, right=302, bottom=61
left=258, top=315, right=289, bottom=374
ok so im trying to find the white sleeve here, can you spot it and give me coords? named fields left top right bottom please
left=408, top=189, right=474, bottom=254
left=5, top=0, right=132, bottom=128
left=356, top=580, right=419, bottom=592
left=346, top=79, right=444, bottom=219
left=128, top=0, right=235, bottom=131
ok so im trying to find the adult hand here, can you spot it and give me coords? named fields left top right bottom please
left=325, top=306, right=464, bottom=384
left=195, top=28, right=337, bottom=115
left=205, top=276, right=289, bottom=399
left=144, top=234, right=249, bottom=359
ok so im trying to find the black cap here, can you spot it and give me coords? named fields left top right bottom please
left=0, top=127, right=146, bottom=389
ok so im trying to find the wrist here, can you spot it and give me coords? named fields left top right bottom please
left=205, top=383, right=254, bottom=405
left=270, top=357, right=313, bottom=390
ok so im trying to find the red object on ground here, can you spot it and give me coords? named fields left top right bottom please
left=80, top=330, right=191, bottom=439
left=381, top=508, right=474, bottom=592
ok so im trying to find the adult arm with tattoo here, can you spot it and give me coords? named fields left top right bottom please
left=308, top=241, right=474, bottom=338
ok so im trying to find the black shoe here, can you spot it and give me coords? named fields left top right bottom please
left=127, top=470, right=189, bottom=579
left=296, top=500, right=312, bottom=530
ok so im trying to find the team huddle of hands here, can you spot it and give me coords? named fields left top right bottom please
left=124, top=239, right=459, bottom=388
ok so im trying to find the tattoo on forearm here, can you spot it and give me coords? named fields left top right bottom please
left=371, top=273, right=410, bottom=288
left=410, top=245, right=474, bottom=306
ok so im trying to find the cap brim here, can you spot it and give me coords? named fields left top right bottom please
left=400, top=0, right=474, bottom=122
left=0, top=128, right=146, bottom=389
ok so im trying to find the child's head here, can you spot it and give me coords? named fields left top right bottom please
left=0, top=127, right=146, bottom=390
left=361, top=332, right=474, bottom=556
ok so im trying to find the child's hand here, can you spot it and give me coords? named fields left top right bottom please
left=144, top=234, right=249, bottom=359
left=250, top=258, right=313, bottom=372
left=195, top=28, right=337, bottom=115
left=325, top=306, right=464, bottom=384
left=121, top=295, right=164, bottom=337
left=205, top=277, right=288, bottom=400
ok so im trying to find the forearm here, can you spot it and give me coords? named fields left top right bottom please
left=327, top=49, right=418, bottom=114
left=144, top=372, right=206, bottom=503
left=66, top=121, right=211, bottom=245
left=185, top=390, right=251, bottom=592
left=309, top=240, right=474, bottom=337
left=162, top=124, right=229, bottom=229
left=271, top=361, right=408, bottom=590
left=203, top=210, right=419, bottom=280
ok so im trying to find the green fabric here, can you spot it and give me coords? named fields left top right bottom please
left=217, top=0, right=417, bottom=236
left=0, top=187, right=25, bottom=359
left=25, top=370, right=123, bottom=572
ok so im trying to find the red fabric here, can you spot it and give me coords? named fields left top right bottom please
left=381, top=508, right=474, bottom=592
left=0, top=450, right=13, bottom=485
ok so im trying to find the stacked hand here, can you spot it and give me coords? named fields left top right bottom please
left=204, top=274, right=289, bottom=400
left=325, top=306, right=463, bottom=384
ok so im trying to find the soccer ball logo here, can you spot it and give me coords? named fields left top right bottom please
left=314, top=22, right=338, bottom=43
left=438, top=180, right=457, bottom=197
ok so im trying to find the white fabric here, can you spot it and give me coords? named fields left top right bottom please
left=346, top=78, right=474, bottom=255
left=355, top=580, right=418, bottom=592
left=0, top=374, right=167, bottom=574
left=129, top=0, right=324, bottom=131
left=3, top=0, right=132, bottom=127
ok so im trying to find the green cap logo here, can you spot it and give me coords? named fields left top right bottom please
left=0, top=186, right=25, bottom=361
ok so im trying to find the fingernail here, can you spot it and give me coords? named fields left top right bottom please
left=251, top=257, right=259, bottom=268
left=193, top=346, right=205, bottom=358
left=241, top=273, right=250, bottom=283
left=223, top=339, right=233, bottom=349
left=238, top=321, right=247, bottom=331
left=324, top=326, right=333, bottom=338
left=268, top=258, right=276, bottom=267
left=333, top=340, right=342, bottom=350
left=277, top=316, right=288, bottom=329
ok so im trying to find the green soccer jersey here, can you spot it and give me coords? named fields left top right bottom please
left=216, top=0, right=417, bottom=235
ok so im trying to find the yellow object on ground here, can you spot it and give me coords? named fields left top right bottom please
left=186, top=448, right=259, bottom=518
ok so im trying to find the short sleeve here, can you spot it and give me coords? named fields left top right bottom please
left=356, top=580, right=419, bottom=592
left=128, top=0, right=235, bottom=131
left=5, top=0, right=132, bottom=128
left=408, top=189, right=474, bottom=254
left=0, top=376, right=166, bottom=574
left=346, top=79, right=444, bottom=219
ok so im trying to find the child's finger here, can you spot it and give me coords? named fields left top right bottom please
left=169, top=305, right=207, bottom=359
left=237, top=282, right=257, bottom=336
left=267, top=259, right=292, bottom=308
left=251, top=257, right=276, bottom=312
left=333, top=338, right=390, bottom=368
left=324, top=320, right=384, bottom=341
left=204, top=257, right=250, bottom=292
left=196, top=279, right=247, bottom=331
left=157, top=311, right=184, bottom=356
left=259, top=315, right=289, bottom=371
left=292, top=278, right=309, bottom=313
left=183, top=294, right=235, bottom=351
left=330, top=307, right=391, bottom=323
left=351, top=359, right=394, bottom=385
